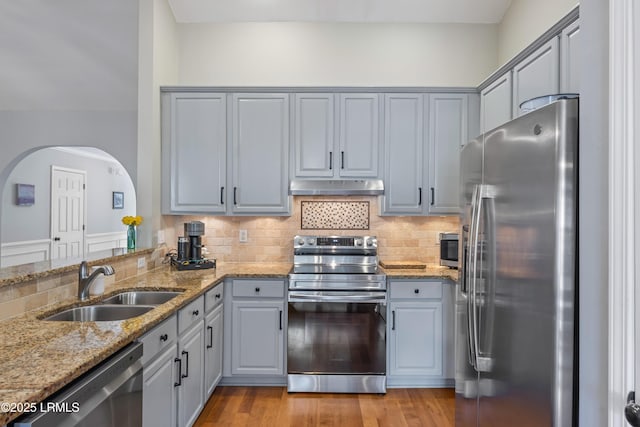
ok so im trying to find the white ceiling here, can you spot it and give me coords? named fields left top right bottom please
left=167, top=0, right=513, bottom=24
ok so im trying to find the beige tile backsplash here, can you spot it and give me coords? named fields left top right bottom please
left=169, top=196, right=459, bottom=264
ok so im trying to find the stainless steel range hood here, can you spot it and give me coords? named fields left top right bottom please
left=289, top=179, right=384, bottom=196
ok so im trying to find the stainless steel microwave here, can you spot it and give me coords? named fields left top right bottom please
left=439, top=233, right=459, bottom=268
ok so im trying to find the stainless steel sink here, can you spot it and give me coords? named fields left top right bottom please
left=42, top=304, right=154, bottom=322
left=100, top=291, right=183, bottom=306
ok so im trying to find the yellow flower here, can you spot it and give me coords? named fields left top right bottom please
left=122, top=215, right=143, bottom=226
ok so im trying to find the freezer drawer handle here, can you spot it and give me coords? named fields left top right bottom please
left=626, top=391, right=640, bottom=426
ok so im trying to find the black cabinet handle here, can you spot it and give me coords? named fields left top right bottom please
left=279, top=310, right=283, bottom=330
left=174, top=358, right=182, bottom=387
left=392, top=310, right=396, bottom=331
left=255, top=287, right=260, bottom=293
left=414, top=289, right=420, bottom=294
left=160, top=333, right=168, bottom=342
left=53, top=237, right=61, bottom=241
left=207, top=326, right=213, bottom=349
left=431, top=187, right=435, bottom=206
left=192, top=309, right=199, bottom=316
left=220, top=186, right=225, bottom=205
left=341, top=151, right=345, bottom=169
left=215, top=293, right=221, bottom=299
left=181, top=350, right=189, bottom=378
left=418, top=187, right=422, bottom=205
left=233, top=187, right=237, bottom=205
left=329, top=151, right=333, bottom=170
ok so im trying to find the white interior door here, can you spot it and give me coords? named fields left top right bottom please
left=50, top=166, right=86, bottom=260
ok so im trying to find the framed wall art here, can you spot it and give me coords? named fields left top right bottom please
left=112, top=191, right=124, bottom=209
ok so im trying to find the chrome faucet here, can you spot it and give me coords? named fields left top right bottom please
left=78, top=261, right=115, bottom=300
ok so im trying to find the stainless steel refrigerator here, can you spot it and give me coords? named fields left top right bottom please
left=455, top=98, right=578, bottom=427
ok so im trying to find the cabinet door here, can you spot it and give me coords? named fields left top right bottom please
left=294, top=93, right=335, bottom=178
left=142, top=345, right=177, bottom=427
left=428, top=94, right=468, bottom=215
left=381, top=94, right=425, bottom=215
left=204, top=304, right=223, bottom=398
left=231, top=300, right=284, bottom=375
left=560, top=19, right=580, bottom=93
left=231, top=93, right=290, bottom=214
left=480, top=71, right=512, bottom=134
left=162, top=92, right=227, bottom=214
left=389, top=301, right=443, bottom=376
left=512, top=38, right=560, bottom=117
left=339, top=94, right=380, bottom=178
left=177, top=321, right=205, bottom=427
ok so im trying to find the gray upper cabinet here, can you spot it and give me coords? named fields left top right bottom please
left=428, top=94, right=469, bottom=215
left=480, top=71, right=512, bottom=135
left=512, top=37, right=560, bottom=117
left=339, top=94, right=380, bottom=178
left=231, top=93, right=290, bottom=215
left=560, top=19, right=580, bottom=93
left=294, top=93, right=335, bottom=178
left=162, top=92, right=227, bottom=214
left=381, top=94, right=425, bottom=215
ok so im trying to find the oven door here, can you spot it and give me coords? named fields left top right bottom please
left=287, top=290, right=387, bottom=393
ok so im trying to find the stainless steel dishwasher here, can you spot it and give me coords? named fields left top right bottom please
left=11, top=342, right=143, bottom=427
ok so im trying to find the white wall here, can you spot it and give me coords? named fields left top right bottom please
left=497, top=0, right=578, bottom=65
left=137, top=0, right=180, bottom=248
left=177, top=22, right=499, bottom=87
left=0, top=0, right=139, bottom=251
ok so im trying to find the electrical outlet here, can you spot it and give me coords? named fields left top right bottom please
left=137, top=257, right=146, bottom=269
left=239, top=229, right=248, bottom=243
left=157, top=230, right=165, bottom=244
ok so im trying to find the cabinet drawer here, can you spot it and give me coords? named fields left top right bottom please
left=389, top=281, right=443, bottom=300
left=178, top=295, right=205, bottom=334
left=205, top=282, right=224, bottom=312
left=140, top=314, right=177, bottom=366
left=231, top=280, right=285, bottom=298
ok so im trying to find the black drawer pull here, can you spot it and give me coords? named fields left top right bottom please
left=215, top=293, right=221, bottom=299
left=160, top=334, right=168, bottom=342
left=192, top=309, right=199, bottom=316
left=255, top=287, right=261, bottom=293
left=414, top=289, right=420, bottom=294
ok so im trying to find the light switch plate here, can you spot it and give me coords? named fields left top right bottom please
left=239, top=229, right=248, bottom=243
left=137, top=257, right=146, bottom=269
left=157, top=230, right=165, bottom=244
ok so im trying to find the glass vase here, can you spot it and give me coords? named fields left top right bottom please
left=127, top=225, right=136, bottom=250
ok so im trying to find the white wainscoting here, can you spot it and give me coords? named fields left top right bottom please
left=0, top=239, right=51, bottom=268
left=85, top=232, right=127, bottom=254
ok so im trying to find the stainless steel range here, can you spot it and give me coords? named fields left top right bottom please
left=287, top=235, right=387, bottom=394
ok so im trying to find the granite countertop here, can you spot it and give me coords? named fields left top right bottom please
left=0, top=260, right=454, bottom=424
left=0, top=261, right=290, bottom=425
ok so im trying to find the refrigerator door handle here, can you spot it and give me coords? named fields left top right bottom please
left=467, top=184, right=480, bottom=370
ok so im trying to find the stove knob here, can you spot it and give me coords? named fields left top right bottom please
left=307, top=238, right=316, bottom=245
left=366, top=238, right=377, bottom=247
left=354, top=238, right=363, bottom=247
left=297, top=238, right=305, bottom=245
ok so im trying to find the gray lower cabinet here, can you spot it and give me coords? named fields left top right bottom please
left=161, top=92, right=227, bottom=215
left=204, top=283, right=224, bottom=398
left=141, top=314, right=178, bottom=427
left=176, top=297, right=205, bottom=427
left=387, top=279, right=454, bottom=387
left=231, top=93, right=290, bottom=215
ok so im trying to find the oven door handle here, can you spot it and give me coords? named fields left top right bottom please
left=288, top=291, right=386, bottom=303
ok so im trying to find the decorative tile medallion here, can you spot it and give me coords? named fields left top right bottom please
left=301, top=201, right=370, bottom=230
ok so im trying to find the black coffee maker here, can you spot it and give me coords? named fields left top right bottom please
left=173, top=221, right=215, bottom=270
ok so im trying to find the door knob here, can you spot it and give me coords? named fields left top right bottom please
left=625, top=391, right=640, bottom=426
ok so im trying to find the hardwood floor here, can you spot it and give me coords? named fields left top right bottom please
left=194, top=387, right=454, bottom=427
